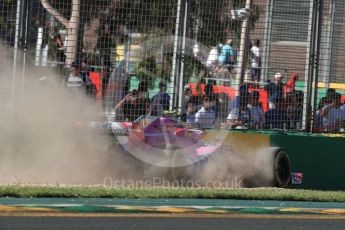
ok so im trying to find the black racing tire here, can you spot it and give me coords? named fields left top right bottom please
left=271, top=148, right=291, bottom=188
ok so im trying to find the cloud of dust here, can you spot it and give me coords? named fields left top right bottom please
left=196, top=147, right=276, bottom=188
left=0, top=45, right=131, bottom=185
left=0, top=44, right=277, bottom=187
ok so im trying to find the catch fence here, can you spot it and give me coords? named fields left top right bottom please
left=1, top=0, right=345, bottom=133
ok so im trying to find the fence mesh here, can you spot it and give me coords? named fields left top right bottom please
left=1, top=0, right=345, bottom=133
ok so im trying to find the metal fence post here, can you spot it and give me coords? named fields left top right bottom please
left=235, top=0, right=252, bottom=96
left=178, top=0, right=189, bottom=114
left=171, top=0, right=183, bottom=111
left=303, top=0, right=317, bottom=132
left=311, top=0, right=324, bottom=131
left=322, top=0, right=335, bottom=88
left=262, top=0, right=273, bottom=82
left=10, top=0, right=22, bottom=117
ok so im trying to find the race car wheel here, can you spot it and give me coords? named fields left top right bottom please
left=271, top=148, right=291, bottom=188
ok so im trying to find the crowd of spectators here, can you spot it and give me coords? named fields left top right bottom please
left=181, top=72, right=345, bottom=133
left=204, top=38, right=262, bottom=83
left=315, top=88, right=345, bottom=132
left=181, top=72, right=305, bottom=131
left=109, top=80, right=171, bottom=122
left=65, top=56, right=345, bottom=133
left=60, top=33, right=345, bottom=133
left=64, top=56, right=173, bottom=123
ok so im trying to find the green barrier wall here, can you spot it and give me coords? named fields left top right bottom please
left=270, top=133, right=345, bottom=190
left=206, top=130, right=345, bottom=190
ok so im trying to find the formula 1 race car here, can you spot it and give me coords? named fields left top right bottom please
left=89, top=115, right=292, bottom=188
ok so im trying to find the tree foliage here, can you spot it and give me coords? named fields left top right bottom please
left=116, top=0, right=261, bottom=85
left=105, top=0, right=177, bottom=37
left=45, top=0, right=110, bottom=23
left=38, top=0, right=260, bottom=81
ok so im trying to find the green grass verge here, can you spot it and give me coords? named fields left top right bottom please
left=1, top=186, right=345, bottom=202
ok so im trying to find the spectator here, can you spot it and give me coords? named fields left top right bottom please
left=150, top=81, right=170, bottom=117
left=206, top=44, right=221, bottom=68
left=318, top=88, right=336, bottom=110
left=341, top=101, right=345, bottom=111
left=186, top=101, right=197, bottom=125
left=195, top=97, right=216, bottom=129
left=230, top=83, right=249, bottom=110
left=285, top=73, right=298, bottom=97
left=114, top=90, right=147, bottom=121
left=315, top=89, right=337, bottom=131
left=209, top=63, right=231, bottom=78
left=137, top=81, right=150, bottom=117
left=204, top=82, right=215, bottom=98
left=204, top=82, right=220, bottom=117
left=314, top=108, right=324, bottom=132
left=286, top=91, right=303, bottom=129
left=80, top=62, right=97, bottom=97
left=218, top=39, right=235, bottom=67
left=247, top=91, right=265, bottom=129
left=138, top=81, right=149, bottom=93
left=250, top=39, right=261, bottom=82
left=193, top=43, right=200, bottom=58
left=193, top=43, right=206, bottom=63
left=320, top=93, right=345, bottom=132
left=66, top=60, right=85, bottom=95
left=183, top=87, right=193, bottom=108
left=227, top=91, right=251, bottom=129
left=103, top=60, right=130, bottom=115
left=180, top=87, right=193, bottom=122
left=265, top=98, right=288, bottom=129
left=265, top=72, right=284, bottom=109
left=189, top=94, right=203, bottom=112
left=113, top=91, right=133, bottom=120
